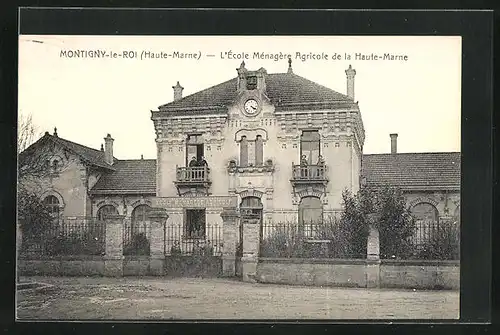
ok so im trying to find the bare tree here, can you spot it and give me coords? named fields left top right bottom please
left=18, top=113, right=40, bottom=153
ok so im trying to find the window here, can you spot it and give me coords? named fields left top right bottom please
left=246, top=75, right=257, bottom=90
left=186, top=134, right=204, bottom=165
left=240, top=197, right=263, bottom=223
left=185, top=209, right=206, bottom=238
left=300, top=130, right=320, bottom=165
left=239, top=136, right=248, bottom=167
left=132, top=205, right=151, bottom=234
left=299, top=197, right=323, bottom=238
left=299, top=197, right=323, bottom=225
left=43, top=195, right=60, bottom=216
left=97, top=205, right=118, bottom=220
left=255, top=135, right=263, bottom=166
left=410, top=203, right=439, bottom=247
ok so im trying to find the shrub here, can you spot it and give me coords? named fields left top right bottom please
left=417, top=221, right=460, bottom=260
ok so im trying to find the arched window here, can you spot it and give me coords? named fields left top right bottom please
left=240, top=196, right=263, bottom=223
left=97, top=205, right=118, bottom=220
left=410, top=202, right=439, bottom=247
left=239, top=136, right=248, bottom=167
left=255, top=135, right=263, bottom=166
left=43, top=195, right=60, bottom=216
left=132, top=204, right=151, bottom=234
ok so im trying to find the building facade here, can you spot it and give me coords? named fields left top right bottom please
left=19, top=61, right=460, bottom=243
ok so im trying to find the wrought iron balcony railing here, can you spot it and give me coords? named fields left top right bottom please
left=291, top=164, right=328, bottom=182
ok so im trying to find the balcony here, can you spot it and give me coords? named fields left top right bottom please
left=290, top=164, right=329, bottom=194
left=174, top=166, right=211, bottom=195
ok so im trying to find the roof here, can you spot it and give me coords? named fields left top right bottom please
left=90, top=159, right=156, bottom=194
left=157, top=72, right=356, bottom=112
left=361, top=152, right=461, bottom=190
left=88, top=152, right=460, bottom=195
left=20, top=133, right=116, bottom=170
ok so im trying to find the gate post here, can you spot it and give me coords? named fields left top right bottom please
left=241, top=218, right=260, bottom=283
left=148, top=208, right=169, bottom=276
left=104, top=214, right=125, bottom=277
left=220, top=207, right=240, bottom=277
left=366, top=215, right=381, bottom=288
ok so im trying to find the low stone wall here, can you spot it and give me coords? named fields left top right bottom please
left=18, top=255, right=223, bottom=278
left=380, top=259, right=460, bottom=290
left=123, top=256, right=151, bottom=276
left=257, top=258, right=374, bottom=288
left=257, top=258, right=459, bottom=290
left=19, top=255, right=106, bottom=276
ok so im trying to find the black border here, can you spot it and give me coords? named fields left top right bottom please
left=1, top=6, right=495, bottom=335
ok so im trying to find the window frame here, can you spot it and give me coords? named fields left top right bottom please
left=300, top=130, right=321, bottom=165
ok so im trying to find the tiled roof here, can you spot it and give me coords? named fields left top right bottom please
left=88, top=152, right=460, bottom=195
left=158, top=73, right=356, bottom=112
left=50, top=135, right=116, bottom=170
left=91, top=159, right=156, bottom=194
left=361, top=152, right=461, bottom=190
left=20, top=133, right=115, bottom=170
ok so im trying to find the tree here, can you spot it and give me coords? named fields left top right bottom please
left=373, top=186, right=415, bottom=259
left=18, top=113, right=40, bottom=153
left=339, top=185, right=415, bottom=259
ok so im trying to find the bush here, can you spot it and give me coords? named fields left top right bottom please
left=417, top=221, right=460, bottom=260
left=46, top=230, right=104, bottom=256
left=260, top=224, right=305, bottom=258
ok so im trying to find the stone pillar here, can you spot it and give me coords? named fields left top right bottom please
left=241, top=218, right=260, bottom=283
left=220, top=207, right=240, bottom=277
left=104, top=214, right=125, bottom=277
left=148, top=208, right=169, bottom=276
left=366, top=222, right=381, bottom=288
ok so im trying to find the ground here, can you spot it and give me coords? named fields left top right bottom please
left=16, top=276, right=459, bottom=320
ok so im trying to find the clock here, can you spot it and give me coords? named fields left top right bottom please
left=244, top=99, right=259, bottom=115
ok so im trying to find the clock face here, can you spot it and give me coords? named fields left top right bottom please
left=244, top=99, right=259, bottom=115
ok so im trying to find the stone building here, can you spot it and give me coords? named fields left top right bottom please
left=18, top=60, right=460, bottom=244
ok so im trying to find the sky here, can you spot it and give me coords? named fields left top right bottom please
left=18, top=35, right=461, bottom=159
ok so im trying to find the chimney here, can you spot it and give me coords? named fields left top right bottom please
left=345, top=64, right=356, bottom=100
left=172, top=81, right=184, bottom=101
left=104, top=134, right=114, bottom=165
left=390, top=133, right=398, bottom=154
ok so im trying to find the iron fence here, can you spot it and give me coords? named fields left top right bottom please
left=165, top=224, right=222, bottom=256
left=20, top=216, right=106, bottom=256
left=260, top=221, right=366, bottom=259
left=123, top=218, right=151, bottom=256
left=407, top=219, right=460, bottom=260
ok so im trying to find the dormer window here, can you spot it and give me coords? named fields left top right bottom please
left=246, top=75, right=257, bottom=90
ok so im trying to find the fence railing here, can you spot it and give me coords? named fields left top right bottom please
left=123, top=218, right=151, bottom=256
left=20, top=217, right=106, bottom=256
left=260, top=221, right=365, bottom=259
left=291, top=164, right=328, bottom=181
left=176, top=166, right=210, bottom=183
left=406, top=219, right=460, bottom=260
left=165, top=224, right=222, bottom=256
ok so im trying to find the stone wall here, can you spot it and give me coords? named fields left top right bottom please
left=256, top=258, right=459, bottom=290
